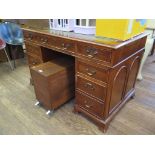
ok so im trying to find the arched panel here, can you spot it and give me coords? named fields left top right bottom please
left=126, top=56, right=141, bottom=94
left=109, top=66, right=128, bottom=113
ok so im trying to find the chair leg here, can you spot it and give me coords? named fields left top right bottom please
left=4, top=48, right=14, bottom=70
left=10, top=45, right=16, bottom=68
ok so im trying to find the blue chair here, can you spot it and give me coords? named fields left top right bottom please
left=0, top=22, right=24, bottom=68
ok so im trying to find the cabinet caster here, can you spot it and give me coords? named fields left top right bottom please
left=46, top=110, right=54, bottom=116
left=131, top=93, right=135, bottom=99
left=35, top=101, right=41, bottom=106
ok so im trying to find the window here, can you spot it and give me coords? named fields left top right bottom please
left=81, top=19, right=86, bottom=26
left=75, top=19, right=96, bottom=27
left=76, top=19, right=80, bottom=26
left=89, top=19, right=96, bottom=27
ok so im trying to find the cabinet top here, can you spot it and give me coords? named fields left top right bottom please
left=22, top=26, right=148, bottom=49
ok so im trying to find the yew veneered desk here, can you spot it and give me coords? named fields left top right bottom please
left=22, top=26, right=147, bottom=132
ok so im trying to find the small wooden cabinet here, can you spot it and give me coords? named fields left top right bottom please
left=30, top=57, right=75, bottom=110
left=23, top=26, right=147, bottom=132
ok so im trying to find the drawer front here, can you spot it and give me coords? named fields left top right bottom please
left=37, top=34, right=76, bottom=53
left=35, top=33, right=54, bottom=47
left=76, top=91, right=104, bottom=118
left=76, top=60, right=109, bottom=83
left=27, top=54, right=43, bottom=67
left=77, top=43, right=112, bottom=63
left=24, top=30, right=52, bottom=46
left=24, top=31, right=38, bottom=42
left=36, top=35, right=61, bottom=49
left=76, top=76, right=106, bottom=101
left=56, top=38, right=76, bottom=53
left=24, top=30, right=76, bottom=54
left=25, top=43, right=42, bottom=58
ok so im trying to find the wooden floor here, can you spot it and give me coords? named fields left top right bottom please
left=0, top=55, right=155, bottom=135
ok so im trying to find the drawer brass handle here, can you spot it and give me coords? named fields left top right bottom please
left=86, top=48, right=98, bottom=58
left=85, top=104, right=91, bottom=108
left=28, top=37, right=32, bottom=40
left=62, top=43, right=67, bottom=50
left=32, top=62, right=36, bottom=65
left=43, top=39, right=48, bottom=44
left=62, top=43, right=71, bottom=50
left=84, top=82, right=95, bottom=90
left=87, top=52, right=98, bottom=58
left=86, top=68, right=96, bottom=76
left=41, top=38, right=48, bottom=44
left=28, top=34, right=33, bottom=40
left=38, top=69, right=43, bottom=73
left=84, top=101, right=92, bottom=108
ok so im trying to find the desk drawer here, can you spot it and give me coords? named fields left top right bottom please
left=47, top=37, right=76, bottom=54
left=24, top=31, right=50, bottom=46
left=76, top=76, right=106, bottom=101
left=33, top=33, right=61, bottom=49
left=76, top=91, right=104, bottom=118
left=76, top=60, right=109, bottom=83
left=27, top=54, right=43, bottom=67
left=77, top=43, right=112, bottom=63
left=56, top=38, right=76, bottom=53
left=24, top=31, right=38, bottom=42
left=24, top=30, right=76, bottom=53
left=25, top=43, right=42, bottom=58
left=36, top=34, right=56, bottom=47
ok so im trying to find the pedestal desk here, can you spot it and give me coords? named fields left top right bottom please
left=22, top=26, right=147, bottom=132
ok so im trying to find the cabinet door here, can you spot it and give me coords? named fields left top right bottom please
left=108, top=64, right=128, bottom=114
left=125, top=55, right=142, bottom=96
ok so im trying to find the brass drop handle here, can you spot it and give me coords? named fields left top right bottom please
left=86, top=48, right=98, bottom=58
left=32, top=62, right=36, bottom=65
left=43, top=39, right=48, bottom=44
left=38, top=69, right=43, bottom=73
left=41, top=38, right=48, bottom=44
left=87, top=52, right=98, bottom=58
left=28, top=34, right=33, bottom=40
left=86, top=68, right=96, bottom=76
left=84, top=82, right=95, bottom=90
left=84, top=100, right=92, bottom=108
left=85, top=104, right=91, bottom=108
left=62, top=43, right=71, bottom=50
left=62, top=43, right=66, bottom=49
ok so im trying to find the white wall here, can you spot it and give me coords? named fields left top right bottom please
left=146, top=19, right=155, bottom=28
